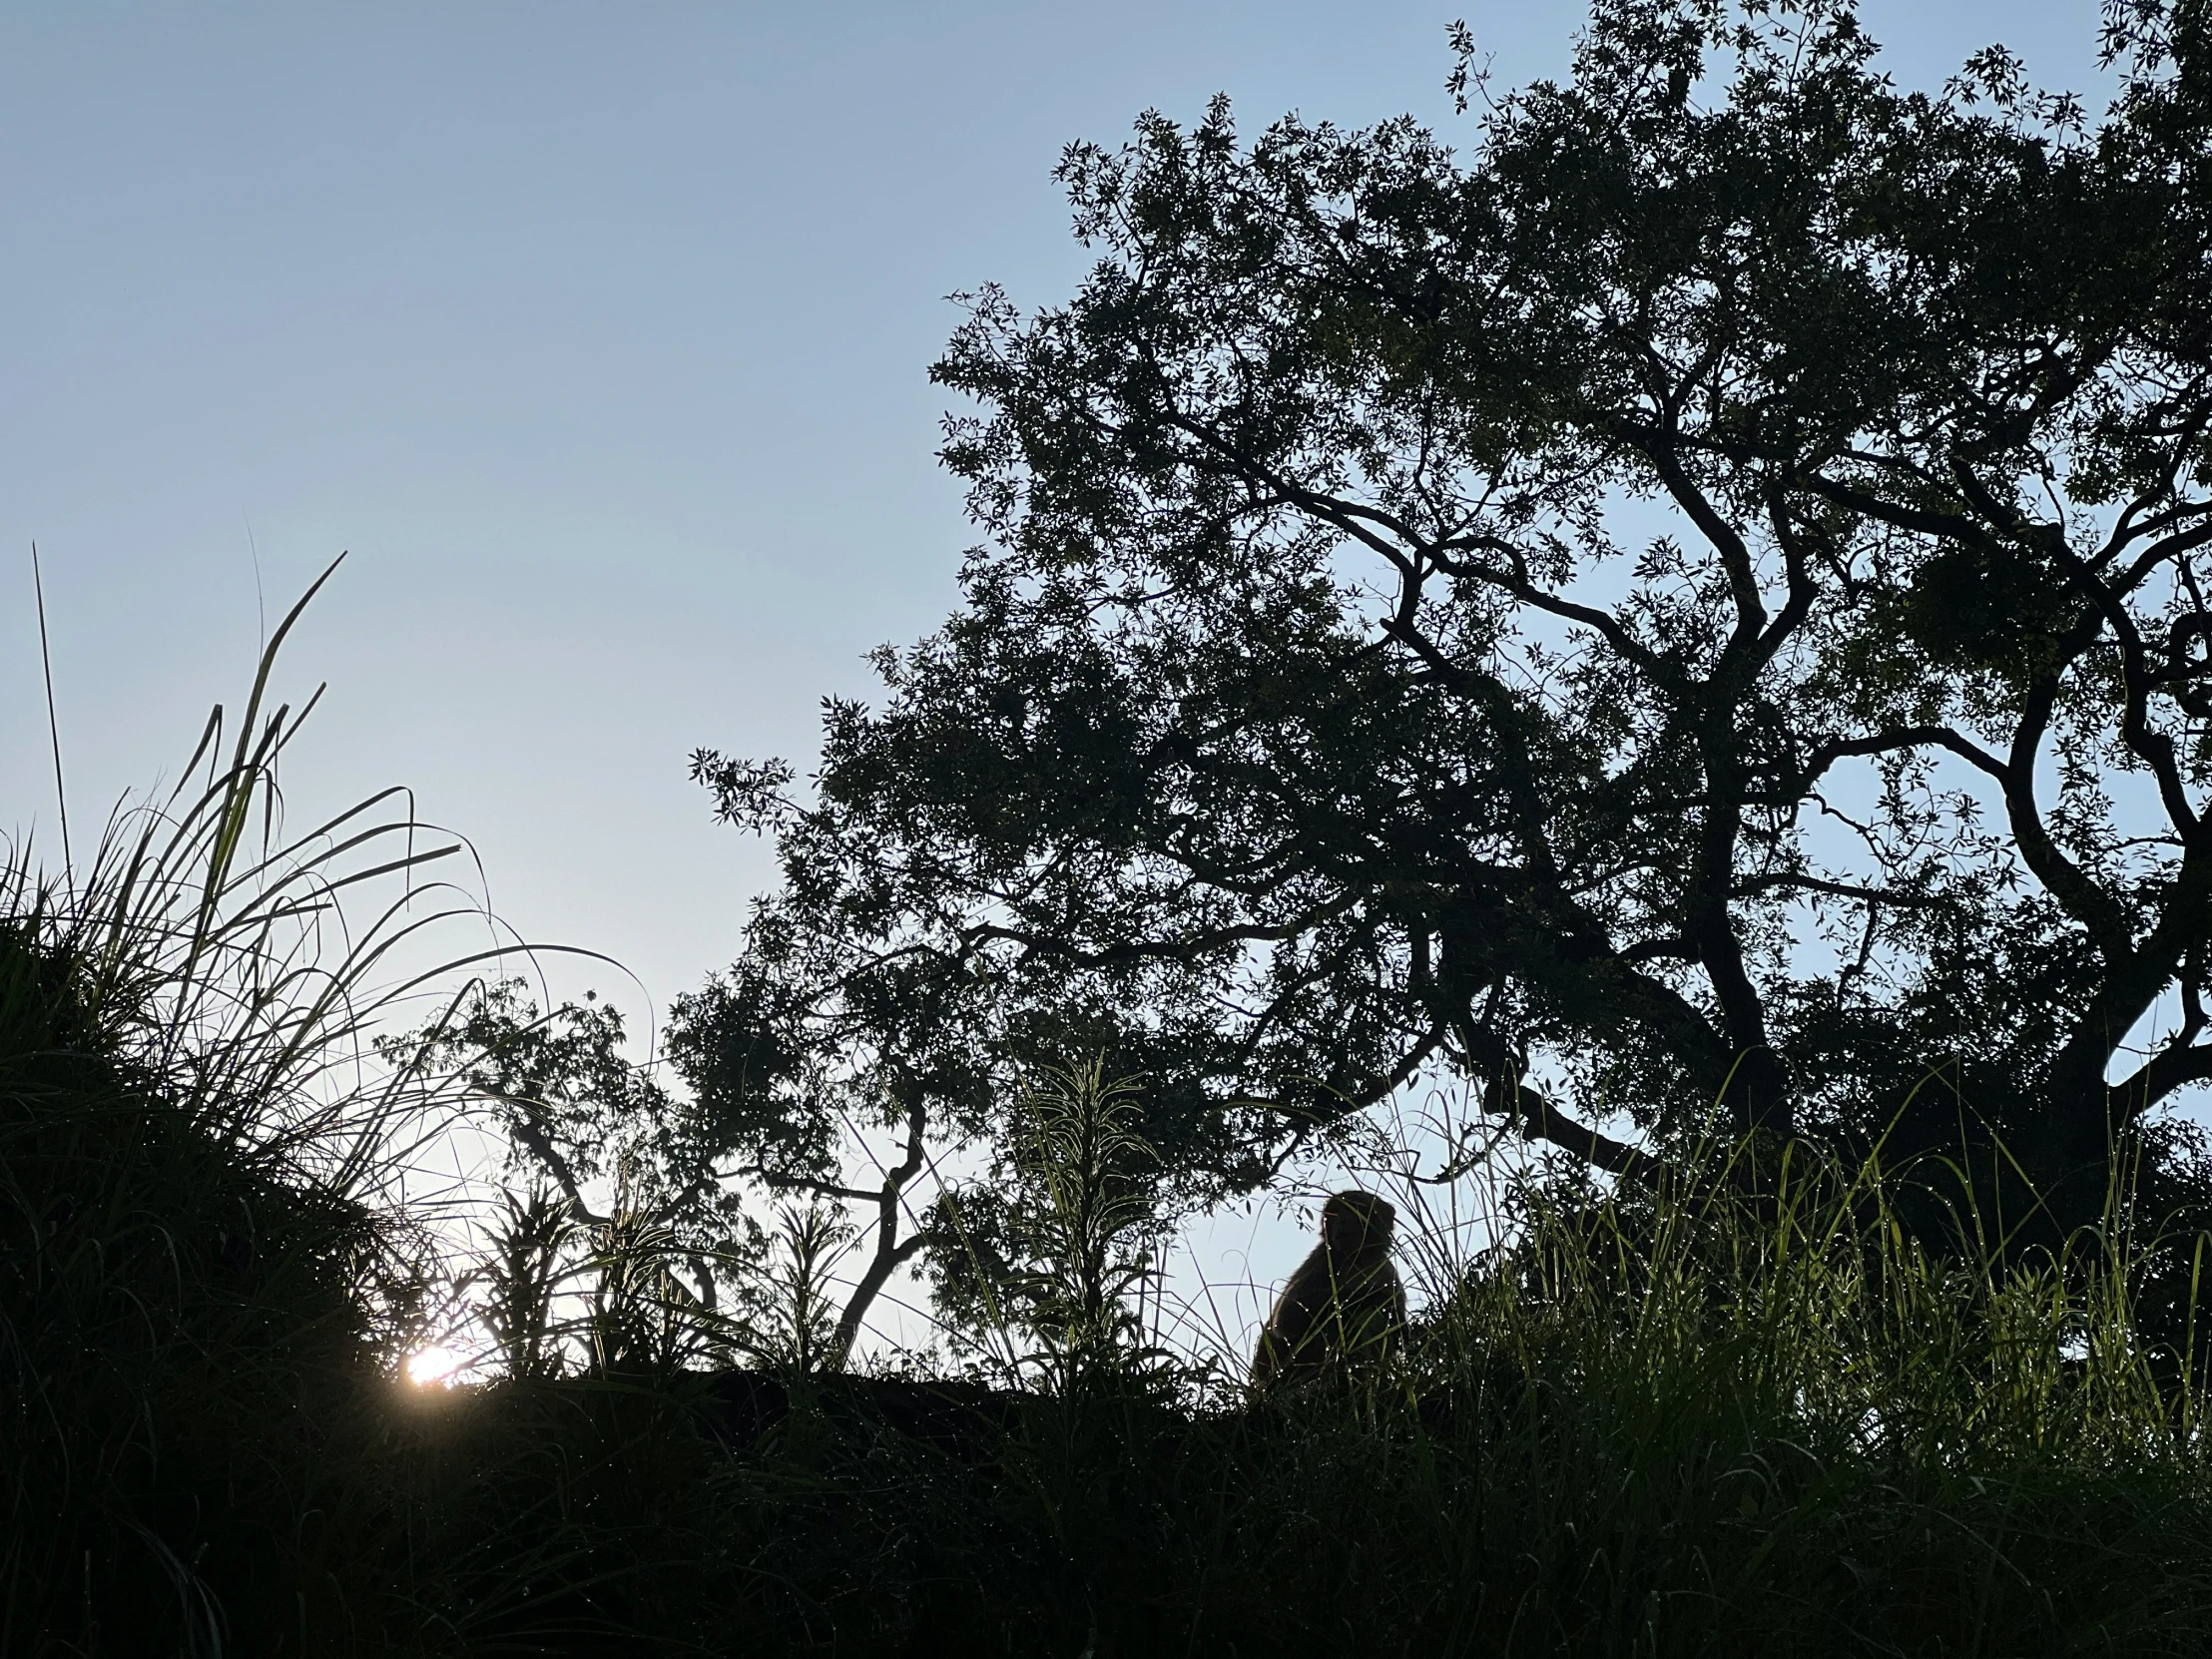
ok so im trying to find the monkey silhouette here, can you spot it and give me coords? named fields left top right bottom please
left=1251, top=1191, right=1407, bottom=1387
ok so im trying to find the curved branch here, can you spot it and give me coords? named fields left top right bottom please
left=1486, top=1078, right=1658, bottom=1181
left=1790, top=725, right=2006, bottom=795
left=493, top=1092, right=609, bottom=1228
left=827, top=1092, right=932, bottom=1370
left=2108, top=1040, right=2212, bottom=1126
left=1430, top=544, right=1683, bottom=689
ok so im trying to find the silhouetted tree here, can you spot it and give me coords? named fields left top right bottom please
left=682, top=0, right=2212, bottom=1264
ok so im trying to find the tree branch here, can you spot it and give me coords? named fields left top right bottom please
left=827, top=1091, right=932, bottom=1370
left=493, top=1093, right=610, bottom=1227
left=1487, top=1078, right=1659, bottom=1181
left=1736, top=871, right=1948, bottom=909
left=2108, top=1040, right=2212, bottom=1125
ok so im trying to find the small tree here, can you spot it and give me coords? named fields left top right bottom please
left=389, top=979, right=756, bottom=1358
left=663, top=957, right=992, bottom=1367
left=933, top=1060, right=1166, bottom=1392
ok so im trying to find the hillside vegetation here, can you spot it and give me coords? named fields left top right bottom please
left=7, top=771, right=2212, bottom=1653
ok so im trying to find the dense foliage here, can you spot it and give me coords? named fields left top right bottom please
left=680, top=0, right=2212, bottom=1288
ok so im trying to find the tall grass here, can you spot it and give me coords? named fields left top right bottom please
left=0, top=566, right=503, bottom=1655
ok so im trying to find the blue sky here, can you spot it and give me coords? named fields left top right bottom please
left=0, top=2, right=2125, bottom=1339
left=0, top=0, right=2112, bottom=1016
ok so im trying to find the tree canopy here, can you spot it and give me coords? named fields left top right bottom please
left=673, top=0, right=2212, bottom=1307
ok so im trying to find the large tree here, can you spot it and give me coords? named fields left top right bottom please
left=674, top=0, right=2212, bottom=1292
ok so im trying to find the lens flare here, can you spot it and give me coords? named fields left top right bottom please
left=406, top=1345, right=461, bottom=1386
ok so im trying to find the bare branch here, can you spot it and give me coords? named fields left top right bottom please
left=827, top=1092, right=932, bottom=1370
left=1735, top=872, right=1949, bottom=909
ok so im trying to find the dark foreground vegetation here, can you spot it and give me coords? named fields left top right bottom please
left=9, top=809, right=2212, bottom=1653
left=24, top=0, right=2212, bottom=1650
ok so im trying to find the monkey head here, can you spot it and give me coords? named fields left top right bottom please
left=1320, top=1191, right=1394, bottom=1259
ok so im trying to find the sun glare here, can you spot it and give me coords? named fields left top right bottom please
left=406, top=1345, right=461, bottom=1387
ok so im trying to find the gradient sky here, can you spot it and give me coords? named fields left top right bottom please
left=0, top=2, right=2125, bottom=1332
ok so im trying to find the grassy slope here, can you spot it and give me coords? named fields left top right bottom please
left=10, top=928, right=2212, bottom=1658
